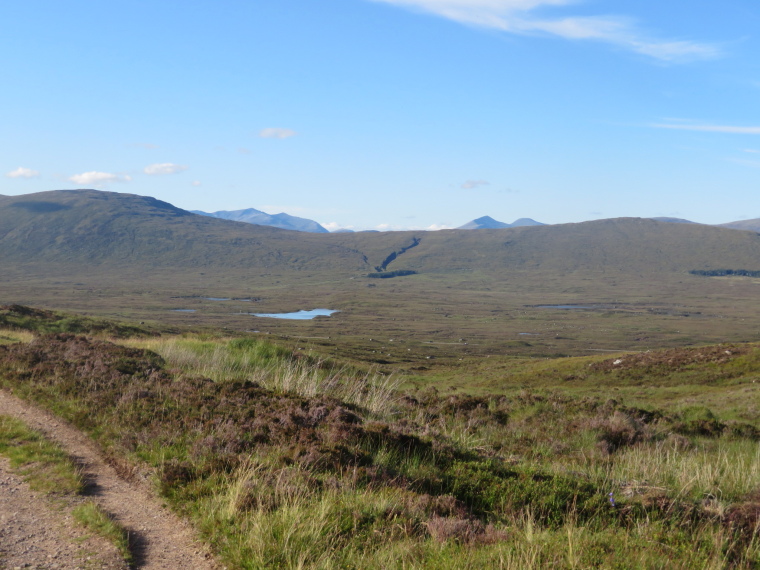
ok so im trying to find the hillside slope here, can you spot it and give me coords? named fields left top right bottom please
left=0, top=190, right=365, bottom=270
left=719, top=218, right=760, bottom=232
left=2, top=190, right=760, bottom=278
left=363, top=218, right=760, bottom=275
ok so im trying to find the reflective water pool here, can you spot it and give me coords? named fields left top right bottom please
left=251, top=309, right=339, bottom=320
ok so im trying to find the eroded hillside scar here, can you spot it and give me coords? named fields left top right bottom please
left=374, top=236, right=421, bottom=272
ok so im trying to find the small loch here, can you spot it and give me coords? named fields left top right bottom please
left=251, top=309, right=339, bottom=320
left=536, top=305, right=596, bottom=310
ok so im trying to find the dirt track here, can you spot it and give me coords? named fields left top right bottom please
left=0, top=455, right=128, bottom=569
left=0, top=390, right=217, bottom=570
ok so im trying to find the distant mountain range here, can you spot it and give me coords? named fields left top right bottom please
left=458, top=216, right=545, bottom=230
left=186, top=204, right=760, bottom=235
left=4, top=189, right=759, bottom=240
left=191, top=209, right=549, bottom=233
left=192, top=207, right=329, bottom=233
left=459, top=215, right=760, bottom=232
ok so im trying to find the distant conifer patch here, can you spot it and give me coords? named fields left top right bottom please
left=690, top=269, right=760, bottom=277
left=366, top=270, right=418, bottom=279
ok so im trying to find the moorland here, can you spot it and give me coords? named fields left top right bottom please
left=4, top=189, right=760, bottom=365
left=0, top=189, right=758, bottom=568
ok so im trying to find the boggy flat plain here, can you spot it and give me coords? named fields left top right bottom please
left=3, top=260, right=759, bottom=368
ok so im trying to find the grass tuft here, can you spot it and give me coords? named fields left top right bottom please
left=72, top=501, right=133, bottom=564
left=0, top=414, right=84, bottom=495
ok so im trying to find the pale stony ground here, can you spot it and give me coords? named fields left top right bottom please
left=0, top=390, right=219, bottom=570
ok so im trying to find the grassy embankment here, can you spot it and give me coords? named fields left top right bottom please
left=0, top=305, right=758, bottom=568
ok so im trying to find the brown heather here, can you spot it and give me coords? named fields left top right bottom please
left=0, top=321, right=758, bottom=568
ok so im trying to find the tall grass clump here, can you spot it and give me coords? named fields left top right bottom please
left=122, top=336, right=291, bottom=382
left=258, top=361, right=401, bottom=416
left=0, top=328, right=35, bottom=345
left=123, top=335, right=402, bottom=417
left=605, top=439, right=760, bottom=502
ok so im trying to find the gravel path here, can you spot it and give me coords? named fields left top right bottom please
left=0, top=390, right=218, bottom=570
left=0, top=456, right=127, bottom=570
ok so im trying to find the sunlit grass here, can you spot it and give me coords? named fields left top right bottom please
left=122, top=335, right=289, bottom=381
left=0, top=328, right=35, bottom=345
left=605, top=439, right=760, bottom=502
left=122, top=335, right=402, bottom=416
left=72, top=501, right=133, bottom=564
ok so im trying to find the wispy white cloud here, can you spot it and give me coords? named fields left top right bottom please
left=729, top=158, right=760, bottom=168
left=651, top=122, right=760, bottom=134
left=191, top=180, right=202, bottom=187
left=68, top=171, right=131, bottom=186
left=461, top=179, right=490, bottom=189
left=6, top=167, right=40, bottom=179
left=369, top=0, right=720, bottom=62
left=144, top=163, right=189, bottom=175
left=259, top=128, right=297, bottom=139
left=375, top=222, right=452, bottom=231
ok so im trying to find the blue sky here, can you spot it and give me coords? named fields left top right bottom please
left=2, top=0, right=759, bottom=230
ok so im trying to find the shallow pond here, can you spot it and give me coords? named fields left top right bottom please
left=536, top=305, right=596, bottom=309
left=250, top=309, right=339, bottom=320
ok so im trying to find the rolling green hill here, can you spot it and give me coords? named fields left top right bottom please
left=720, top=218, right=760, bottom=232
left=0, top=190, right=369, bottom=270
left=3, top=190, right=760, bottom=276
left=380, top=217, right=760, bottom=275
